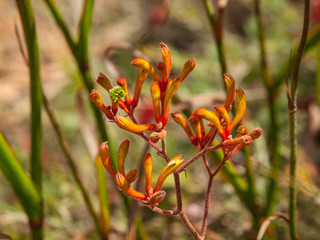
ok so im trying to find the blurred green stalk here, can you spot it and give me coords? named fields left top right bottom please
left=253, top=0, right=281, bottom=218
left=0, top=133, right=42, bottom=226
left=201, top=0, right=228, bottom=76
left=287, top=1, right=310, bottom=239
left=15, top=0, right=43, bottom=238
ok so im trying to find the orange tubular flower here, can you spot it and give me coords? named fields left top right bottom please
left=150, top=82, right=162, bottom=123
left=223, top=73, right=235, bottom=112
left=115, top=173, right=147, bottom=200
left=131, top=58, right=160, bottom=83
left=99, top=142, right=116, bottom=178
left=131, top=69, right=149, bottom=110
left=162, top=77, right=181, bottom=126
left=160, top=42, right=172, bottom=85
left=171, top=112, right=198, bottom=147
left=90, top=90, right=114, bottom=120
left=177, top=58, right=196, bottom=82
left=154, top=155, right=184, bottom=193
left=193, top=108, right=226, bottom=140
left=143, top=153, right=153, bottom=195
left=230, top=89, right=246, bottom=130
left=97, top=73, right=113, bottom=92
left=189, top=115, right=205, bottom=145
left=118, top=139, right=130, bottom=176
left=114, top=116, right=156, bottom=133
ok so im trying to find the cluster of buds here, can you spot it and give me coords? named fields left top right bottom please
left=99, top=139, right=183, bottom=206
left=172, top=74, right=262, bottom=156
left=90, top=42, right=195, bottom=134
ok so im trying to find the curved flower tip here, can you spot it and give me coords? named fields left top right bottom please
left=118, top=139, right=130, bottom=176
left=154, top=155, right=184, bottom=192
left=160, top=42, right=172, bottom=81
left=115, top=173, right=147, bottom=200
left=171, top=112, right=198, bottom=146
left=249, top=128, right=263, bottom=140
left=99, top=142, right=116, bottom=178
left=223, top=73, right=235, bottom=112
left=131, top=58, right=160, bottom=83
left=90, top=89, right=103, bottom=108
left=189, top=115, right=205, bottom=143
left=125, top=168, right=139, bottom=183
left=230, top=88, right=246, bottom=130
left=193, top=108, right=226, bottom=140
left=97, top=73, right=113, bottom=92
left=178, top=57, right=195, bottom=82
left=148, top=191, right=166, bottom=206
left=114, top=115, right=156, bottom=133
left=214, top=105, right=231, bottom=136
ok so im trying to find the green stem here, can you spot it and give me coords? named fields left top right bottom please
left=288, top=1, right=310, bottom=239
left=254, top=0, right=272, bottom=87
left=202, top=0, right=228, bottom=76
left=43, top=0, right=77, bottom=55
left=243, top=146, right=260, bottom=230
left=264, top=92, right=281, bottom=217
left=15, top=0, right=43, bottom=238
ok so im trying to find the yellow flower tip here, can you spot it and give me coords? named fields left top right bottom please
left=223, top=73, right=235, bottom=111
left=125, top=168, right=139, bottom=183
left=99, top=142, right=116, bottom=178
left=97, top=73, right=113, bottom=92
left=230, top=88, right=246, bottom=130
left=114, top=115, right=156, bottom=133
left=154, top=155, right=184, bottom=192
left=90, top=89, right=103, bottom=108
left=118, top=139, right=130, bottom=175
left=148, top=191, right=166, bottom=206
left=236, top=125, right=248, bottom=137
left=131, top=58, right=160, bottom=83
left=162, top=78, right=181, bottom=126
left=178, top=57, right=195, bottom=82
left=249, top=127, right=263, bottom=140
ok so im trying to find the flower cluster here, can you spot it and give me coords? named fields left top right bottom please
left=172, top=74, right=262, bottom=156
left=99, top=139, right=183, bottom=206
left=90, top=42, right=195, bottom=134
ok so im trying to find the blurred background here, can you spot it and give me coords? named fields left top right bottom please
left=1, top=0, right=320, bottom=239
